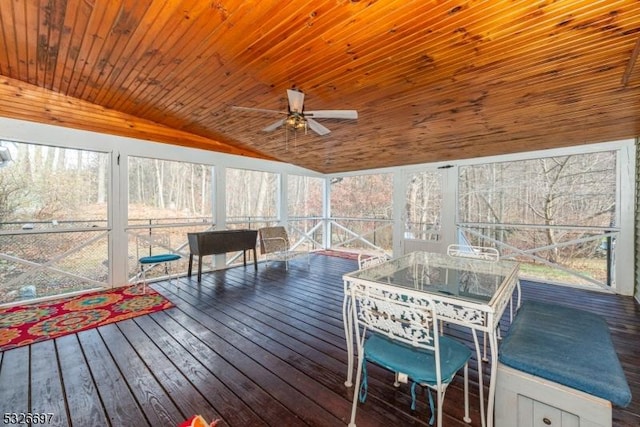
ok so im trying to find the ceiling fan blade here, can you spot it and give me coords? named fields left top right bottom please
left=262, top=119, right=285, bottom=132
left=305, top=110, right=358, bottom=119
left=307, top=118, right=331, bottom=136
left=287, top=89, right=305, bottom=113
left=232, top=106, right=286, bottom=115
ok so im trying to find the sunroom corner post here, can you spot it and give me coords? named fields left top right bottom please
left=617, top=142, right=636, bottom=296
left=324, top=176, right=331, bottom=250
left=280, top=172, right=288, bottom=226
left=442, top=165, right=459, bottom=250
left=110, top=146, right=129, bottom=287
left=392, top=169, right=404, bottom=257
left=214, top=164, right=226, bottom=270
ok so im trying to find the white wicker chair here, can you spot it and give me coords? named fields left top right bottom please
left=258, top=226, right=309, bottom=270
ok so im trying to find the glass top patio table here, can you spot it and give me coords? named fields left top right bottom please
left=344, top=251, right=519, bottom=307
left=342, top=251, right=520, bottom=427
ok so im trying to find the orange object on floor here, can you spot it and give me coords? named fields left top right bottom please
left=179, top=415, right=220, bottom=427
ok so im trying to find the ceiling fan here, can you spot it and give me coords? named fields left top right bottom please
left=232, top=89, right=358, bottom=136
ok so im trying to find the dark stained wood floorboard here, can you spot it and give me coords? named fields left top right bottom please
left=29, top=340, right=69, bottom=427
left=56, top=334, right=110, bottom=426
left=0, top=253, right=638, bottom=426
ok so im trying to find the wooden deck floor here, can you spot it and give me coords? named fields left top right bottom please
left=0, top=253, right=638, bottom=426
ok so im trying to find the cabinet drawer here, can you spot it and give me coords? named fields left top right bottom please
left=517, top=395, right=579, bottom=427
left=496, top=363, right=612, bottom=427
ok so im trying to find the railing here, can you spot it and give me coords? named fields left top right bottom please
left=328, top=217, right=393, bottom=254
left=0, top=222, right=110, bottom=305
left=288, top=217, right=324, bottom=251
left=226, top=216, right=324, bottom=253
left=0, top=219, right=108, bottom=231
left=457, top=222, right=618, bottom=289
left=126, top=218, right=214, bottom=282
left=2, top=213, right=617, bottom=304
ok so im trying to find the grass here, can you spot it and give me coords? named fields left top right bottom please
left=519, top=257, right=607, bottom=287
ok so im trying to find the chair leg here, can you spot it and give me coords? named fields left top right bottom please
left=348, top=356, right=365, bottom=427
left=472, top=330, right=487, bottom=427
left=163, top=261, right=180, bottom=291
left=343, top=296, right=354, bottom=387
left=140, top=263, right=147, bottom=294
left=463, top=362, right=471, bottom=423
left=436, top=388, right=444, bottom=427
left=170, top=261, right=179, bottom=291
left=163, top=262, right=170, bottom=290
left=482, top=331, right=488, bottom=362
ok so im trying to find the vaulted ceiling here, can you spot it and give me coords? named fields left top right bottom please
left=1, top=0, right=639, bottom=173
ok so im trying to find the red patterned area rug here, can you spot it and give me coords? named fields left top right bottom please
left=315, top=249, right=360, bottom=260
left=0, top=285, right=173, bottom=352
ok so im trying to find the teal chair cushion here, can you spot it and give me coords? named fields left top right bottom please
left=364, top=333, right=472, bottom=385
left=139, top=253, right=181, bottom=264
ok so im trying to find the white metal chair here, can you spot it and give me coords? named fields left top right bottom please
left=258, top=226, right=310, bottom=270
left=447, top=243, right=521, bottom=360
left=136, top=233, right=181, bottom=293
left=348, top=281, right=472, bottom=427
left=356, top=252, right=407, bottom=386
left=447, top=244, right=500, bottom=261
left=446, top=243, right=520, bottom=314
left=344, top=253, right=391, bottom=387
left=356, top=253, right=389, bottom=270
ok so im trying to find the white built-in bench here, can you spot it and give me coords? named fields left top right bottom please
left=495, top=300, right=631, bottom=427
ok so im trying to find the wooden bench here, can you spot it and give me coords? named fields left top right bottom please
left=495, top=300, right=631, bottom=427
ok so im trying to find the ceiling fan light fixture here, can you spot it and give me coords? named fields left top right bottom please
left=286, top=114, right=307, bottom=131
left=233, top=88, right=357, bottom=137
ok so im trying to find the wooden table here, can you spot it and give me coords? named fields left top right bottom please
left=187, top=229, right=258, bottom=281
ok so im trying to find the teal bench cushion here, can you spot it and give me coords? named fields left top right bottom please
left=499, top=301, right=631, bottom=407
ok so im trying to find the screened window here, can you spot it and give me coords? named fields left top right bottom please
left=330, top=174, right=392, bottom=252
left=288, top=175, right=324, bottom=250
left=405, top=171, right=442, bottom=241
left=288, top=175, right=323, bottom=218
left=458, top=151, right=617, bottom=287
left=1, top=141, right=108, bottom=227
left=225, top=168, right=278, bottom=228
left=330, top=174, right=392, bottom=218
left=127, top=156, right=213, bottom=280
left=458, top=152, right=616, bottom=226
left=128, top=157, right=212, bottom=225
left=0, top=141, right=110, bottom=304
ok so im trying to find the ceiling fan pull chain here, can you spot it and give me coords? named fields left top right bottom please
left=285, top=127, right=289, bottom=151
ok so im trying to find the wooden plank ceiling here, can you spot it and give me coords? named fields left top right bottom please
left=0, top=0, right=639, bottom=174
